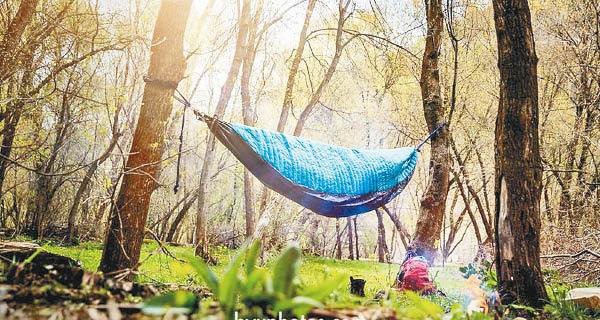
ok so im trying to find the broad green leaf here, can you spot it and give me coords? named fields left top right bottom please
left=244, top=240, right=261, bottom=276
left=272, top=243, right=301, bottom=296
left=219, top=245, right=247, bottom=318
left=186, top=255, right=219, bottom=295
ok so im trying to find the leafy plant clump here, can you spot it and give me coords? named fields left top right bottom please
left=143, top=241, right=344, bottom=318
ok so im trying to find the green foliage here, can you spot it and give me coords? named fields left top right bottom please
left=186, top=241, right=344, bottom=318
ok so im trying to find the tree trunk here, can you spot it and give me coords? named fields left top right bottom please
left=67, top=134, right=120, bottom=243
left=98, top=0, right=192, bottom=276
left=194, top=0, right=250, bottom=257
left=335, top=218, right=342, bottom=259
left=240, top=2, right=261, bottom=238
left=346, top=217, right=354, bottom=260
left=411, top=0, right=450, bottom=265
left=376, top=209, right=389, bottom=263
left=353, top=216, right=359, bottom=259
left=0, top=0, right=40, bottom=82
left=292, top=0, right=350, bottom=137
left=492, top=0, right=548, bottom=308
left=256, top=0, right=317, bottom=214
left=165, top=192, right=199, bottom=242
left=381, top=205, right=410, bottom=250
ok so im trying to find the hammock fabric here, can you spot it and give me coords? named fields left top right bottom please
left=200, top=115, right=419, bottom=218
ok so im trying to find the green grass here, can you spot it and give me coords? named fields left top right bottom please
left=44, top=241, right=466, bottom=293
left=42, top=240, right=469, bottom=309
left=31, top=240, right=488, bottom=317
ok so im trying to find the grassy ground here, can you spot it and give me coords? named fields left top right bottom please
left=44, top=241, right=466, bottom=291
left=42, top=241, right=469, bottom=309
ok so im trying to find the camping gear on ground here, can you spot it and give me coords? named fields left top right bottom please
left=397, top=255, right=436, bottom=294
left=349, top=276, right=366, bottom=296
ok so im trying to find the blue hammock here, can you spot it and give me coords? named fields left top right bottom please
left=195, top=114, right=442, bottom=218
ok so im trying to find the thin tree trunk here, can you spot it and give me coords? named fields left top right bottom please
left=411, top=0, right=450, bottom=265
left=292, top=0, right=351, bottom=137
left=164, top=191, right=199, bottom=242
left=98, top=0, right=192, bottom=276
left=335, top=218, right=342, bottom=259
left=381, top=205, right=410, bottom=250
left=376, top=209, right=389, bottom=263
left=353, top=216, right=359, bottom=259
left=346, top=216, right=354, bottom=260
left=194, top=0, right=250, bottom=257
left=492, top=0, right=548, bottom=307
left=257, top=0, right=317, bottom=216
left=240, top=1, right=261, bottom=238
left=67, top=130, right=121, bottom=242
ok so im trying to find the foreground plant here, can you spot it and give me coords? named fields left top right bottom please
left=143, top=241, right=343, bottom=318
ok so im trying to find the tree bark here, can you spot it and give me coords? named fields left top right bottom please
left=98, top=0, right=192, bottom=276
left=0, top=0, right=40, bottom=82
left=240, top=1, right=261, bottom=238
left=335, top=218, right=342, bottom=259
left=410, top=0, right=450, bottom=265
left=492, top=0, right=548, bottom=308
left=194, top=0, right=250, bottom=257
left=381, top=205, right=410, bottom=250
left=346, top=217, right=354, bottom=260
left=353, top=216, right=359, bottom=259
left=375, top=209, right=390, bottom=263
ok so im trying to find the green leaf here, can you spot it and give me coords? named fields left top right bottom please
left=244, top=240, right=261, bottom=276
left=186, top=255, right=219, bottom=295
left=219, top=245, right=247, bottom=318
left=141, top=291, right=196, bottom=315
left=272, top=243, right=301, bottom=297
left=24, top=247, right=44, bottom=264
left=301, top=274, right=345, bottom=301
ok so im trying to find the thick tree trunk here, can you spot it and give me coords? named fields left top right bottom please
left=98, top=0, right=192, bottom=276
left=411, top=0, right=450, bottom=265
left=492, top=0, right=548, bottom=308
left=346, top=217, right=354, bottom=260
left=194, top=0, right=250, bottom=257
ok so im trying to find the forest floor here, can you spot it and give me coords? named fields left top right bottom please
left=0, top=239, right=495, bottom=319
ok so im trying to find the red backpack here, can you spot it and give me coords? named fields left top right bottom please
left=399, top=256, right=435, bottom=294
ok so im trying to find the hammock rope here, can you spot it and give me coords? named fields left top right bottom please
left=143, top=76, right=447, bottom=218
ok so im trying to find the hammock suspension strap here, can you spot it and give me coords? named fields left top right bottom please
left=416, top=122, right=447, bottom=152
